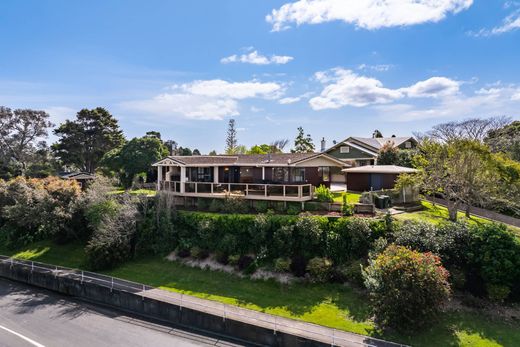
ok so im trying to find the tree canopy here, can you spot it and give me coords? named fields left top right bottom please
left=53, top=108, right=125, bottom=173
left=0, top=107, right=53, bottom=175
left=485, top=120, right=520, bottom=161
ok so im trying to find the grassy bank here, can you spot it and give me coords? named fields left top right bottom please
left=1, top=240, right=518, bottom=347
left=395, top=201, right=520, bottom=236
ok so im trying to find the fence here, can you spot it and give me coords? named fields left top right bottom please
left=0, top=255, right=408, bottom=347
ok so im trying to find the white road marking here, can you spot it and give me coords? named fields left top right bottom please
left=0, top=324, right=46, bottom=347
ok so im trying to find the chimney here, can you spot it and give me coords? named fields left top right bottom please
left=320, top=137, right=326, bottom=152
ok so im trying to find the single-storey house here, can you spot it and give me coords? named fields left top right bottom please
left=342, top=165, right=418, bottom=192
left=153, top=153, right=348, bottom=202
left=324, top=136, right=417, bottom=171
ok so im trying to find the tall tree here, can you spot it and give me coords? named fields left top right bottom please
left=192, top=149, right=201, bottom=155
left=372, top=129, right=383, bottom=138
left=485, top=120, right=520, bottom=161
left=225, top=119, right=238, bottom=154
left=292, top=127, right=315, bottom=153
left=0, top=107, right=53, bottom=175
left=208, top=150, right=217, bottom=156
left=52, top=108, right=125, bottom=173
left=415, top=139, right=500, bottom=221
left=427, top=116, right=510, bottom=142
left=101, top=136, right=169, bottom=188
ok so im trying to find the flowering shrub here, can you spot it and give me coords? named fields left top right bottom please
left=363, top=245, right=451, bottom=332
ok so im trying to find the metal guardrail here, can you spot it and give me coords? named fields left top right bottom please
left=0, top=255, right=409, bottom=347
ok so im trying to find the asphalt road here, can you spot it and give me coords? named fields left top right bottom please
left=0, top=278, right=245, bottom=347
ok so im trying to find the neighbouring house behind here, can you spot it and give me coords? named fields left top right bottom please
left=324, top=136, right=417, bottom=170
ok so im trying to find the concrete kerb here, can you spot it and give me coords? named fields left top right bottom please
left=0, top=256, right=408, bottom=347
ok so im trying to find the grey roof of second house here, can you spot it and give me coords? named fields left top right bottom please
left=153, top=152, right=347, bottom=167
left=350, top=137, right=415, bottom=150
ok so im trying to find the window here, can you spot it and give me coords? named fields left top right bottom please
left=318, top=167, right=330, bottom=182
left=405, top=141, right=412, bottom=149
left=340, top=146, right=350, bottom=153
left=291, top=168, right=305, bottom=182
left=272, top=167, right=289, bottom=182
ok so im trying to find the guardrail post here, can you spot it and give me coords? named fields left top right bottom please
left=180, top=293, right=183, bottom=310
left=223, top=303, right=226, bottom=322
left=274, top=316, right=277, bottom=335
left=81, top=271, right=84, bottom=284
left=331, top=328, right=335, bottom=346
left=142, top=284, right=145, bottom=300
left=10, top=258, right=13, bottom=269
left=111, top=277, right=114, bottom=292
left=31, top=261, right=34, bottom=273
left=55, top=266, right=58, bottom=278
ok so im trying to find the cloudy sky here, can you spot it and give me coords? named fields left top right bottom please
left=1, top=0, right=519, bottom=152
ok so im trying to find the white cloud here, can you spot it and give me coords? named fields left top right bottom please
left=221, top=50, right=293, bottom=65
left=279, top=96, right=302, bottom=104
left=403, top=77, right=460, bottom=98
left=375, top=85, right=520, bottom=122
left=278, top=92, right=314, bottom=104
left=470, top=10, right=520, bottom=36
left=309, top=68, right=460, bottom=110
left=266, top=0, right=473, bottom=31
left=121, top=79, right=284, bottom=120
left=357, top=64, right=393, bottom=72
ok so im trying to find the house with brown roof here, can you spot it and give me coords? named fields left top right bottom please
left=324, top=136, right=417, bottom=169
left=153, top=153, right=347, bottom=202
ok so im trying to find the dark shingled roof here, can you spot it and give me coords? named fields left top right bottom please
left=155, top=153, right=343, bottom=166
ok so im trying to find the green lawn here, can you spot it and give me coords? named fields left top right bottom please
left=1, top=240, right=518, bottom=347
left=109, top=188, right=157, bottom=196
left=394, top=201, right=520, bottom=236
left=332, top=191, right=361, bottom=204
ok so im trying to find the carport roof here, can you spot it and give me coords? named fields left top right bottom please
left=342, top=165, right=418, bottom=174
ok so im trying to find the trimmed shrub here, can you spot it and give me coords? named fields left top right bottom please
left=363, top=245, right=451, bottom=332
left=449, top=267, right=467, bottom=291
left=468, top=223, right=520, bottom=297
left=315, top=185, right=333, bottom=203
left=334, top=260, right=365, bottom=286
left=286, top=204, right=301, bottom=215
left=221, top=196, right=248, bottom=213
left=274, top=258, right=291, bottom=272
left=306, top=257, right=333, bottom=283
left=341, top=194, right=354, bottom=216
left=328, top=218, right=372, bottom=264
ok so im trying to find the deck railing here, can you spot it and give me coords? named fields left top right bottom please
left=159, top=181, right=313, bottom=199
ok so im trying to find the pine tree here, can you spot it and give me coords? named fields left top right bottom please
left=225, top=119, right=238, bottom=154
left=292, top=127, right=315, bottom=153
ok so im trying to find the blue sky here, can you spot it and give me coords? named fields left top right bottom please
left=1, top=0, right=519, bottom=153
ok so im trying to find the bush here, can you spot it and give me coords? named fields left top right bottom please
left=177, top=248, right=191, bottom=258
left=328, top=218, right=372, bottom=264
left=486, top=284, right=511, bottom=303
left=208, top=199, right=220, bottom=212
left=85, top=197, right=138, bottom=270
left=449, top=267, right=467, bottom=291
left=238, top=255, right=254, bottom=271
left=220, top=196, right=248, bottom=213
left=341, top=194, right=354, bottom=216
left=306, top=257, right=333, bottom=283
left=315, top=185, right=333, bottom=203
left=228, top=254, right=240, bottom=266
left=274, top=258, right=291, bottom=272
left=286, top=205, right=301, bottom=215
left=290, top=255, right=307, bottom=277
left=190, top=246, right=209, bottom=260
left=363, top=245, right=451, bottom=332
left=334, top=260, right=364, bottom=286
left=254, top=201, right=269, bottom=213
left=215, top=251, right=229, bottom=265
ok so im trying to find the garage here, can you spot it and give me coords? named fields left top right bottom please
left=342, top=165, right=418, bottom=192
